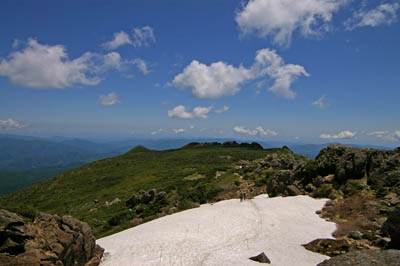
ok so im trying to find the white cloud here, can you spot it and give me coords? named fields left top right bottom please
left=345, top=3, right=400, bottom=30
left=172, top=48, right=308, bottom=99
left=103, top=26, right=155, bottom=50
left=236, top=0, right=347, bottom=46
left=0, top=39, right=102, bottom=89
left=132, top=26, right=156, bottom=47
left=193, top=106, right=213, bottom=119
left=103, top=31, right=132, bottom=50
left=256, top=126, right=278, bottom=137
left=103, top=52, right=123, bottom=71
left=151, top=128, right=164, bottom=135
left=312, top=95, right=327, bottom=108
left=0, top=118, right=25, bottom=130
left=367, top=130, right=400, bottom=141
left=132, top=58, right=149, bottom=75
left=367, top=131, right=388, bottom=138
left=168, top=105, right=213, bottom=119
left=99, top=92, right=121, bottom=106
left=395, top=131, right=400, bottom=141
left=253, top=48, right=309, bottom=99
left=233, top=126, right=278, bottom=137
left=320, top=130, right=356, bottom=139
left=172, top=60, right=253, bottom=99
left=215, top=106, right=230, bottom=113
left=172, top=128, right=185, bottom=134
left=234, top=126, right=258, bottom=136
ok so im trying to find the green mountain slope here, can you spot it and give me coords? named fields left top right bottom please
left=0, top=142, right=299, bottom=237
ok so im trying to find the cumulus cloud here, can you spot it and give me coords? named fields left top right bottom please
left=233, top=126, right=278, bottom=137
left=215, top=106, right=230, bottom=114
left=168, top=105, right=213, bottom=119
left=172, top=48, right=308, bottom=99
left=172, top=128, right=185, bottom=134
left=132, top=26, right=156, bottom=47
left=367, top=130, right=400, bottom=141
left=0, top=118, right=25, bottom=130
left=172, top=60, right=253, bottom=99
left=103, top=31, right=132, bottom=50
left=99, top=92, right=121, bottom=106
left=253, top=48, right=309, bottom=98
left=0, top=39, right=102, bottom=89
left=312, top=95, right=327, bottom=108
left=320, top=130, right=356, bottom=139
left=345, top=3, right=400, bottom=30
left=236, top=0, right=347, bottom=46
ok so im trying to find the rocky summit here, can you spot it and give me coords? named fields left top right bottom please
left=0, top=209, right=103, bottom=266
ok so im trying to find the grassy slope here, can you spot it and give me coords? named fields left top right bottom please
left=0, top=144, right=292, bottom=237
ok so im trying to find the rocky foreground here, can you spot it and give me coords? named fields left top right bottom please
left=0, top=209, right=103, bottom=266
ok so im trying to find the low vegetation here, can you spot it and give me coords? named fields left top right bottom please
left=0, top=142, right=293, bottom=238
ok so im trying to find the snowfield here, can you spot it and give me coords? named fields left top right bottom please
left=97, top=195, right=336, bottom=266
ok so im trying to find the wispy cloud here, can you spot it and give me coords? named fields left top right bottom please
left=132, top=26, right=156, bottom=47
left=215, top=106, right=230, bottom=114
left=367, top=130, right=400, bottom=141
left=103, top=26, right=155, bottom=50
left=99, top=92, right=121, bottom=106
left=233, top=126, right=278, bottom=137
left=172, top=128, right=185, bottom=134
left=312, top=95, right=328, bottom=108
left=345, top=3, right=400, bottom=30
left=103, top=31, right=132, bottom=50
left=0, top=118, right=26, bottom=130
left=320, top=130, right=356, bottom=139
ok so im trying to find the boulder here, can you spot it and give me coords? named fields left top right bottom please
left=249, top=252, right=271, bottom=263
left=317, top=249, right=400, bottom=266
left=0, top=209, right=103, bottom=266
left=382, top=207, right=400, bottom=249
left=303, top=238, right=353, bottom=257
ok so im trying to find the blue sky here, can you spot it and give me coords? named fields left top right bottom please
left=0, top=0, right=399, bottom=146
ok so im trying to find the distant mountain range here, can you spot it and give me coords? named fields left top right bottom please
left=0, top=134, right=394, bottom=195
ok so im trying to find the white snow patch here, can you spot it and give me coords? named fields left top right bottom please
left=97, top=195, right=336, bottom=266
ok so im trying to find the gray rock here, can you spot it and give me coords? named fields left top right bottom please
left=317, top=249, right=400, bottom=266
left=349, top=231, right=363, bottom=240
left=249, top=252, right=271, bottom=263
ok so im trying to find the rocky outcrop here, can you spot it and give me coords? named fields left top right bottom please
left=317, top=249, right=400, bottom=266
left=382, top=207, right=400, bottom=249
left=265, top=145, right=400, bottom=199
left=0, top=209, right=103, bottom=266
left=126, top=189, right=167, bottom=209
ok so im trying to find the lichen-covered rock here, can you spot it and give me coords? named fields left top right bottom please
left=317, top=249, right=400, bottom=266
left=0, top=209, right=103, bottom=266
